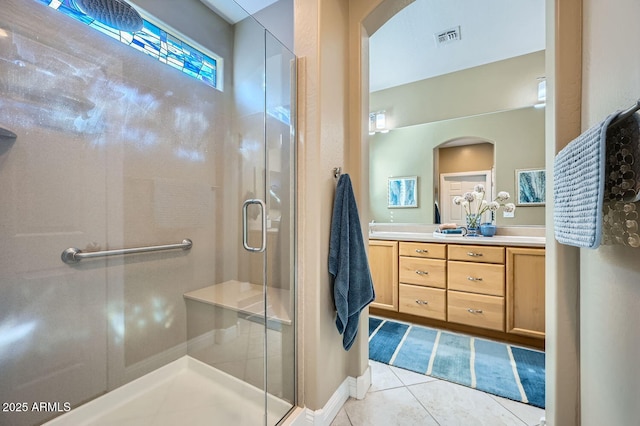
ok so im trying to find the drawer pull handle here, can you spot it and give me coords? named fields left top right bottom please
left=467, top=276, right=483, bottom=282
left=467, top=308, right=483, bottom=314
left=415, top=249, right=429, bottom=254
left=415, top=299, right=429, bottom=305
left=415, top=270, right=429, bottom=275
left=467, top=252, right=483, bottom=257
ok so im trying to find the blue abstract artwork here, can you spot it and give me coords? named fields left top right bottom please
left=36, top=0, right=219, bottom=90
left=516, top=169, right=546, bottom=205
left=388, top=176, right=418, bottom=208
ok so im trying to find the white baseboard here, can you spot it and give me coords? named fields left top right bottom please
left=350, top=362, right=372, bottom=400
left=284, top=364, right=371, bottom=426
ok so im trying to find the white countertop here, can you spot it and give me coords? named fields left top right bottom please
left=368, top=224, right=546, bottom=247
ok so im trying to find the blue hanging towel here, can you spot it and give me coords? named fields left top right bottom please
left=329, top=174, right=375, bottom=350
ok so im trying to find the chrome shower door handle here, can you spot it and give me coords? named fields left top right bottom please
left=242, top=199, right=267, bottom=253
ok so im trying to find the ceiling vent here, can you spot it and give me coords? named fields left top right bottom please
left=434, top=26, right=461, bottom=46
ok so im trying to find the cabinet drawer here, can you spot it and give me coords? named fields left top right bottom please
left=399, top=284, right=446, bottom=321
left=447, top=261, right=505, bottom=296
left=399, top=242, right=446, bottom=259
left=447, top=291, right=504, bottom=331
left=399, top=257, right=446, bottom=288
left=448, top=244, right=505, bottom=264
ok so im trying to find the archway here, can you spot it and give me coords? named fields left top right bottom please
left=350, top=1, right=583, bottom=425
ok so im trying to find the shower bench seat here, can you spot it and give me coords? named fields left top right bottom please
left=184, top=280, right=292, bottom=325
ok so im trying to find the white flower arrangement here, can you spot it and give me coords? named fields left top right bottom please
left=452, top=184, right=515, bottom=227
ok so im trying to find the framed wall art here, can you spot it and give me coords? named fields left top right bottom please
left=388, top=176, right=418, bottom=208
left=515, top=168, right=546, bottom=206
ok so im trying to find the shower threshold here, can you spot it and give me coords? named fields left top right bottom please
left=44, top=356, right=292, bottom=426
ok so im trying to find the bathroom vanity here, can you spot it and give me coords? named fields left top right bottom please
left=368, top=225, right=545, bottom=349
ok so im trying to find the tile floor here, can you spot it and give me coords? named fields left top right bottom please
left=331, top=360, right=545, bottom=426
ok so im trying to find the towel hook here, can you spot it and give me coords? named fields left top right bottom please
left=333, top=167, right=342, bottom=180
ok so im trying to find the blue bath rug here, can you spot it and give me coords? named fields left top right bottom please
left=368, top=317, right=545, bottom=408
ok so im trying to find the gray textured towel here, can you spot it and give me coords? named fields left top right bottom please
left=329, top=174, right=375, bottom=350
left=553, top=112, right=619, bottom=248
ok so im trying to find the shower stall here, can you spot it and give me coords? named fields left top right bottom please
left=0, top=0, right=296, bottom=425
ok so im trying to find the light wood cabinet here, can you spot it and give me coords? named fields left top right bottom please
left=506, top=247, right=545, bottom=339
left=369, top=238, right=545, bottom=345
left=369, top=240, right=398, bottom=311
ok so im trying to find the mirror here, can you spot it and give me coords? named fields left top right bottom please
left=368, top=0, right=546, bottom=227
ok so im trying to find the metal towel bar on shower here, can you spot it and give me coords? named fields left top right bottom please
left=61, top=239, right=192, bottom=264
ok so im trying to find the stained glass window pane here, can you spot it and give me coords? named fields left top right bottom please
left=37, top=0, right=220, bottom=90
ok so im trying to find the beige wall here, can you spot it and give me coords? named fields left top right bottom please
left=295, top=0, right=358, bottom=411
left=438, top=143, right=494, bottom=174
left=294, top=0, right=418, bottom=412
left=579, top=0, right=640, bottom=425
left=545, top=0, right=582, bottom=424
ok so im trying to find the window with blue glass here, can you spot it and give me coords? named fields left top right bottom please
left=38, top=0, right=221, bottom=91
